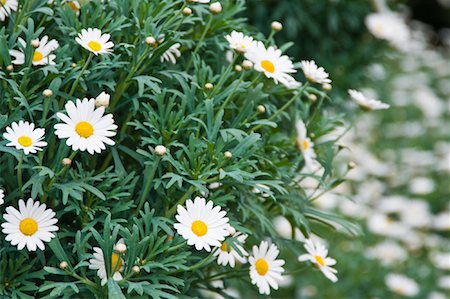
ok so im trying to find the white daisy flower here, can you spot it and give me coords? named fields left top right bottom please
left=9, top=36, right=59, bottom=66
left=160, top=43, right=181, bottom=64
left=3, top=120, right=47, bottom=155
left=75, top=28, right=114, bottom=55
left=348, top=89, right=390, bottom=111
left=54, top=98, right=117, bottom=155
left=0, top=0, right=18, bottom=22
left=174, top=196, right=230, bottom=252
left=298, top=238, right=338, bottom=283
left=296, top=119, right=318, bottom=171
left=1, top=198, right=58, bottom=251
left=89, top=239, right=125, bottom=286
left=214, top=232, right=249, bottom=268
left=249, top=241, right=285, bottom=295
left=300, top=60, right=331, bottom=84
left=245, top=41, right=296, bottom=87
left=0, top=189, right=4, bottom=205
left=189, top=0, right=210, bottom=3
left=385, top=273, right=419, bottom=297
left=365, top=13, right=410, bottom=50
left=225, top=31, right=256, bottom=53
left=66, top=1, right=81, bottom=15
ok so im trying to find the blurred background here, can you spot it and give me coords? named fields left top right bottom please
left=235, top=0, right=450, bottom=298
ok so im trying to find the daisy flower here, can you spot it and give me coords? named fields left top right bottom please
left=348, top=89, right=390, bottom=111
left=0, top=189, right=4, bottom=205
left=9, top=36, right=59, bottom=66
left=214, top=232, right=249, bottom=267
left=385, top=273, right=419, bottom=297
left=1, top=198, right=58, bottom=251
left=365, top=13, right=410, bottom=50
left=225, top=31, right=256, bottom=53
left=54, top=98, right=117, bottom=154
left=0, top=0, right=18, bottom=22
left=295, top=119, right=318, bottom=171
left=174, top=197, right=230, bottom=252
left=76, top=28, right=114, bottom=55
left=66, top=1, right=81, bottom=15
left=160, top=43, right=181, bottom=64
left=245, top=41, right=296, bottom=87
left=249, top=241, right=285, bottom=295
left=298, top=238, right=338, bottom=283
left=89, top=239, right=125, bottom=286
left=3, top=120, right=47, bottom=155
left=300, top=60, right=331, bottom=84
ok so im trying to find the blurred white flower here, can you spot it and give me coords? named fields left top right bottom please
left=438, top=275, right=450, bottom=289
left=0, top=0, right=18, bottom=21
left=365, top=12, right=411, bottom=50
left=385, top=273, right=419, bottom=297
left=160, top=43, right=181, bottom=64
left=348, top=89, right=390, bottom=111
left=429, top=252, right=450, bottom=270
left=366, top=241, right=407, bottom=266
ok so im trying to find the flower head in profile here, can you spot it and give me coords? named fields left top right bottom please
left=76, top=28, right=114, bottom=55
left=225, top=31, right=256, bottom=53
left=214, top=232, right=249, bottom=267
left=298, top=238, right=338, bottom=282
left=89, top=239, right=125, bottom=286
left=174, top=197, right=230, bottom=252
left=3, top=120, right=47, bottom=155
left=54, top=98, right=117, bottom=154
left=245, top=41, right=296, bottom=87
left=300, top=60, right=331, bottom=84
left=0, top=0, right=18, bottom=22
left=1, top=198, right=58, bottom=251
left=0, top=189, right=4, bottom=205
left=348, top=89, right=390, bottom=111
left=9, top=36, right=59, bottom=66
left=160, top=43, right=181, bottom=64
left=295, top=119, right=318, bottom=171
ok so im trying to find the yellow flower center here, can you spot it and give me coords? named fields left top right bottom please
left=260, top=60, right=275, bottom=73
left=111, top=253, right=123, bottom=272
left=67, top=1, right=80, bottom=12
left=33, top=51, right=43, bottom=62
left=1, top=0, right=6, bottom=5
left=191, top=220, right=208, bottom=236
left=88, top=41, right=102, bottom=52
left=18, top=136, right=32, bottom=147
left=220, top=241, right=230, bottom=252
left=302, top=139, right=309, bottom=150
left=314, top=255, right=325, bottom=267
left=75, top=121, right=94, bottom=138
left=19, top=218, right=38, bottom=236
left=255, top=258, right=269, bottom=275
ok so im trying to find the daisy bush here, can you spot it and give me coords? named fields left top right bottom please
left=0, top=0, right=363, bottom=297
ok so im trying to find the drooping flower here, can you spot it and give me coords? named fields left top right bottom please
left=214, top=232, right=249, bottom=267
left=1, top=198, right=58, bottom=251
left=348, top=89, right=390, bottom=111
left=54, top=98, right=117, bottom=154
left=89, top=239, right=125, bottom=286
left=9, top=36, right=59, bottom=65
left=245, top=41, right=296, bottom=87
left=174, top=197, right=230, bottom=252
left=76, top=28, right=114, bottom=55
left=300, top=60, right=331, bottom=84
left=249, top=241, right=285, bottom=295
left=225, top=31, right=256, bottom=53
left=295, top=119, right=318, bottom=171
left=0, top=0, right=18, bottom=22
left=3, top=120, right=47, bottom=155
left=160, top=43, right=181, bottom=64
left=298, top=238, right=338, bottom=282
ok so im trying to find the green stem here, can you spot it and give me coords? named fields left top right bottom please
left=186, top=15, right=214, bottom=70
left=17, top=152, right=24, bottom=196
left=42, top=151, right=77, bottom=203
left=165, top=185, right=196, bottom=218
left=219, top=71, right=245, bottom=110
left=68, top=53, right=93, bottom=98
left=135, top=156, right=161, bottom=215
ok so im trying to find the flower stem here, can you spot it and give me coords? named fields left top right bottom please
left=220, top=71, right=245, bottom=110
left=165, top=185, right=196, bottom=218
left=17, top=152, right=24, bottom=196
left=135, top=156, right=161, bottom=215
left=186, top=15, right=214, bottom=70
left=68, top=53, right=93, bottom=98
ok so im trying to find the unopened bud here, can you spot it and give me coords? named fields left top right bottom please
left=145, top=36, right=157, bottom=47
left=205, top=83, right=214, bottom=90
left=132, top=265, right=140, bottom=273
left=43, top=89, right=53, bottom=97
left=114, top=243, right=127, bottom=253
left=234, top=64, right=242, bottom=72
left=227, top=226, right=236, bottom=235
left=31, top=39, right=40, bottom=48
left=95, top=91, right=110, bottom=108
left=322, top=83, right=332, bottom=91
left=308, top=94, right=317, bottom=102
left=62, top=158, right=72, bottom=166
left=348, top=161, right=356, bottom=169
left=71, top=63, right=77, bottom=68
left=182, top=7, right=192, bottom=16
left=59, top=261, right=68, bottom=270
left=242, top=60, right=253, bottom=70
left=224, top=151, right=232, bottom=159
left=209, top=2, right=222, bottom=14
left=257, top=105, right=266, bottom=113
left=271, top=21, right=283, bottom=32
left=155, top=145, right=167, bottom=156
left=6, top=65, right=13, bottom=71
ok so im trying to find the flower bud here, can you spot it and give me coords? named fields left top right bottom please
left=62, top=158, right=72, bottom=166
left=227, top=226, right=236, bottom=236
left=145, top=36, right=157, bottom=47
left=242, top=60, right=253, bottom=70
left=322, top=83, right=332, bottom=91
left=95, top=92, right=110, bottom=108
left=182, top=7, right=192, bottom=16
left=271, top=21, right=283, bottom=32
left=71, top=63, right=77, bottom=68
left=155, top=145, right=167, bottom=156
left=6, top=65, right=13, bottom=71
left=115, top=243, right=127, bottom=253
left=224, top=151, right=232, bottom=159
left=308, top=94, right=317, bottom=102
left=31, top=39, right=40, bottom=48
left=43, top=89, right=53, bottom=97
left=205, top=83, right=214, bottom=90
left=209, top=2, right=222, bottom=14
left=257, top=105, right=266, bottom=114
left=132, top=265, right=140, bottom=273
left=59, top=261, right=68, bottom=270
left=348, top=161, right=356, bottom=169
left=234, top=65, right=242, bottom=72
